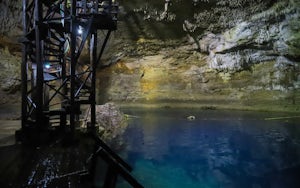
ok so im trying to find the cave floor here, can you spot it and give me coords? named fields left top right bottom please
left=0, top=120, right=95, bottom=187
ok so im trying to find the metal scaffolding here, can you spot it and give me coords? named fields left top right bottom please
left=19, top=0, right=117, bottom=140
left=17, top=1, right=143, bottom=187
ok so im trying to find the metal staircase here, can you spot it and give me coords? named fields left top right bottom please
left=16, top=0, right=142, bottom=187
left=19, top=0, right=118, bottom=137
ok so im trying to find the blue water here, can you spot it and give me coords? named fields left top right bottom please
left=117, top=108, right=300, bottom=188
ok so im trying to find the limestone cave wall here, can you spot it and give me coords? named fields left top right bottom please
left=0, top=0, right=299, bottom=112
left=98, top=0, right=300, bottom=112
left=0, top=0, right=22, bottom=104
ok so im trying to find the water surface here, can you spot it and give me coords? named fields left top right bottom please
left=117, top=108, right=300, bottom=188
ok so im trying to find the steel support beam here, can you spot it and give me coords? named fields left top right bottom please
left=34, top=0, right=45, bottom=129
left=70, top=0, right=77, bottom=133
left=21, top=0, right=28, bottom=129
left=91, top=32, right=97, bottom=130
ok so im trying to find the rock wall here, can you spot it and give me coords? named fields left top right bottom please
left=0, top=0, right=299, bottom=112
left=0, top=0, right=22, bottom=37
left=98, top=0, right=300, bottom=112
left=98, top=45, right=300, bottom=112
left=0, top=0, right=22, bottom=104
left=195, top=1, right=300, bottom=72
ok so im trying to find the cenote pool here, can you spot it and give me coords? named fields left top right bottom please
left=116, top=108, right=300, bottom=188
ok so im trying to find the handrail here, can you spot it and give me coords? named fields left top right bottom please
left=97, top=148, right=143, bottom=188
left=90, top=132, right=132, bottom=171
left=88, top=132, right=143, bottom=187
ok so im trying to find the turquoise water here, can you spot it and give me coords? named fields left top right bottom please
left=117, top=108, right=300, bottom=188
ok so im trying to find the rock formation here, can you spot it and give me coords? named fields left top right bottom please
left=97, top=0, right=300, bottom=112
left=0, top=0, right=299, bottom=112
left=83, top=103, right=128, bottom=148
left=0, top=0, right=22, bottom=105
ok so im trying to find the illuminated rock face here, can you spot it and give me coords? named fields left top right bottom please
left=94, top=0, right=300, bottom=112
left=0, top=0, right=299, bottom=111
left=98, top=46, right=300, bottom=112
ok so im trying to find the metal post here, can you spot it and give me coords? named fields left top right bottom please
left=34, top=0, right=44, bottom=129
left=21, top=0, right=28, bottom=129
left=103, top=165, right=118, bottom=188
left=90, top=2, right=98, bottom=131
left=70, top=0, right=77, bottom=133
left=60, top=0, right=67, bottom=131
left=91, top=32, right=97, bottom=131
left=61, top=43, right=67, bottom=131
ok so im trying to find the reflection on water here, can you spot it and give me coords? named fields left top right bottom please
left=118, top=108, right=300, bottom=188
